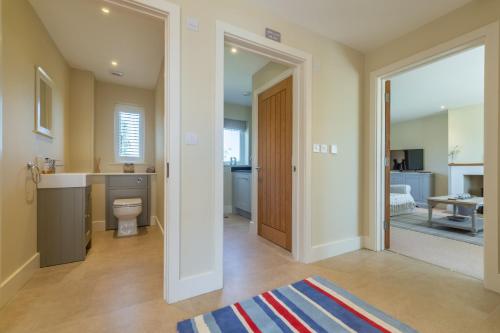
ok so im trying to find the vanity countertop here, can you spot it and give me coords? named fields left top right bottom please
left=38, top=173, right=156, bottom=189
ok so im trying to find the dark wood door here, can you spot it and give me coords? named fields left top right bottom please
left=257, top=76, right=293, bottom=251
left=384, top=80, right=391, bottom=249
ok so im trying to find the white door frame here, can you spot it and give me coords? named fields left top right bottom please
left=118, top=0, right=181, bottom=303
left=215, top=22, right=314, bottom=288
left=367, top=22, right=500, bottom=293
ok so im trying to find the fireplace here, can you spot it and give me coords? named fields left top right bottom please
left=464, top=175, right=484, bottom=196
left=449, top=164, right=484, bottom=196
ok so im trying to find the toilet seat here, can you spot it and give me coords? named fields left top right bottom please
left=113, top=198, right=142, bottom=208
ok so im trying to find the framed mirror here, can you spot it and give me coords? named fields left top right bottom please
left=35, top=66, right=54, bottom=138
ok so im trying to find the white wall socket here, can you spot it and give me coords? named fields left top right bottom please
left=320, top=144, right=328, bottom=153
left=331, top=144, right=338, bottom=154
left=313, top=144, right=320, bottom=153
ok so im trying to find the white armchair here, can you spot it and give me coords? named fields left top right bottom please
left=390, top=184, right=412, bottom=195
left=390, top=184, right=416, bottom=216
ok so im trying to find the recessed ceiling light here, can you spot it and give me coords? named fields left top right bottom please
left=242, top=91, right=251, bottom=96
left=230, top=47, right=238, bottom=54
left=111, top=60, right=118, bottom=67
left=440, top=105, right=446, bottom=110
left=101, top=7, right=110, bottom=14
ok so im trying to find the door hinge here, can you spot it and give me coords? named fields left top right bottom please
left=166, top=162, right=170, bottom=178
left=385, top=92, right=390, bottom=103
left=384, top=219, right=390, bottom=230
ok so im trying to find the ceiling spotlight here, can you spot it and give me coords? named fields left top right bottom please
left=230, top=47, right=238, bottom=54
left=111, top=60, right=118, bottom=67
left=242, top=91, right=251, bottom=96
left=101, top=7, right=110, bottom=14
left=440, top=105, right=446, bottom=110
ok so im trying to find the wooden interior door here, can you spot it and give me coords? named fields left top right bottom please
left=257, top=76, right=293, bottom=251
left=384, top=80, right=391, bottom=249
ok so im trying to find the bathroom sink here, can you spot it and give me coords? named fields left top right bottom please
left=38, top=173, right=90, bottom=189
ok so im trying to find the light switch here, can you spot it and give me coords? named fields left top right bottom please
left=313, top=144, right=320, bottom=153
left=186, top=17, right=199, bottom=31
left=331, top=144, right=338, bottom=154
left=320, top=144, right=328, bottom=153
left=185, top=132, right=198, bottom=145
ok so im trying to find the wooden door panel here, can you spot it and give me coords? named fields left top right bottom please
left=258, top=76, right=293, bottom=251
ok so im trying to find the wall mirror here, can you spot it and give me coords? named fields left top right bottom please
left=35, top=66, right=54, bottom=138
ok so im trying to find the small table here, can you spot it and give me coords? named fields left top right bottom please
left=427, top=196, right=484, bottom=234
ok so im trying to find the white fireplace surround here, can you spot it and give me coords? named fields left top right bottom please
left=449, top=164, right=484, bottom=196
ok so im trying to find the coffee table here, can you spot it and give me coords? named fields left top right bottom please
left=427, top=196, right=484, bottom=234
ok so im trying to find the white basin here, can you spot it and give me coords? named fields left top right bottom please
left=38, top=173, right=90, bottom=189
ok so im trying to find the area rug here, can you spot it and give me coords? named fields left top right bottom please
left=177, top=276, right=417, bottom=332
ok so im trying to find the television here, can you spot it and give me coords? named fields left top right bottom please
left=390, top=149, right=424, bottom=171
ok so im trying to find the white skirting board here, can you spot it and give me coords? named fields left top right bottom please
left=92, top=220, right=105, bottom=231
left=0, top=253, right=40, bottom=308
left=390, top=227, right=483, bottom=279
left=308, top=237, right=362, bottom=263
left=152, top=216, right=164, bottom=234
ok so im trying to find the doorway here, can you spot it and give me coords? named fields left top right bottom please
left=368, top=23, right=500, bottom=292
left=382, top=45, right=485, bottom=278
left=223, top=44, right=293, bottom=251
left=214, top=22, right=314, bottom=296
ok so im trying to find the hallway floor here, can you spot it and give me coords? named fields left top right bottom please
left=1, top=219, right=499, bottom=332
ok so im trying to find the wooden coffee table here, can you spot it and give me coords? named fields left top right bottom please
left=427, top=196, right=484, bottom=234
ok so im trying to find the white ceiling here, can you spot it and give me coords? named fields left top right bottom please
left=251, top=0, right=472, bottom=52
left=224, top=46, right=270, bottom=106
left=29, top=0, right=163, bottom=89
left=390, top=45, right=484, bottom=123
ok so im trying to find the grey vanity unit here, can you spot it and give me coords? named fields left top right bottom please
left=37, top=186, right=92, bottom=267
left=232, top=169, right=252, bottom=219
left=391, top=171, right=434, bottom=207
left=105, top=175, right=151, bottom=230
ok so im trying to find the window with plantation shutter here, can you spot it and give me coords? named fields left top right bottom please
left=114, top=104, right=145, bottom=163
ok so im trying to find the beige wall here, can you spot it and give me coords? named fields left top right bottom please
left=391, top=113, right=449, bottom=196
left=252, top=62, right=290, bottom=91
left=154, top=65, right=165, bottom=226
left=94, top=81, right=155, bottom=172
left=448, top=104, right=484, bottom=164
left=169, top=0, right=364, bottom=278
left=68, top=69, right=95, bottom=172
left=1, top=0, right=69, bottom=283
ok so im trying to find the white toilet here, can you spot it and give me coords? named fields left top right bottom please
left=113, top=198, right=142, bottom=237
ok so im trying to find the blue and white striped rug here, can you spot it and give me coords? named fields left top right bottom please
left=177, top=276, right=417, bottom=332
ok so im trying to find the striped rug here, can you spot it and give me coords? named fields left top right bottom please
left=177, top=276, right=417, bottom=332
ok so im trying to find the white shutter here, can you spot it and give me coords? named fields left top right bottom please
left=115, top=104, right=145, bottom=162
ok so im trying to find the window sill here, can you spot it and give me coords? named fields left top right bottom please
left=110, top=162, right=150, bottom=165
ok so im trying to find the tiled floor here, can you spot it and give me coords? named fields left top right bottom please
left=1, top=215, right=499, bottom=332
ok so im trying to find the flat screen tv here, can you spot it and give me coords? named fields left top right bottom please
left=390, top=149, right=424, bottom=171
